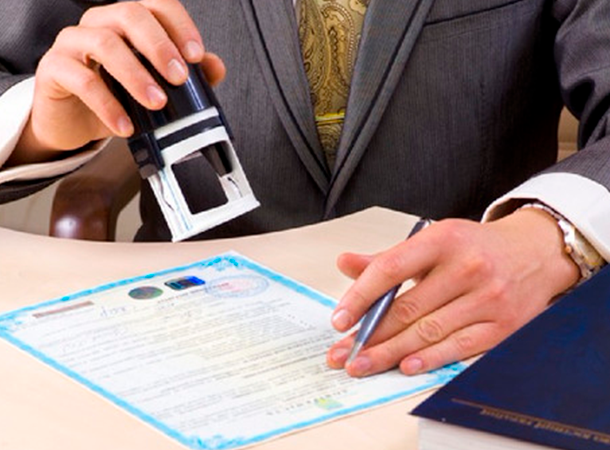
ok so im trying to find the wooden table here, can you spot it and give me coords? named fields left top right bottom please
left=0, top=207, right=432, bottom=450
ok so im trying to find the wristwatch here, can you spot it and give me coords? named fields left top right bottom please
left=519, top=202, right=605, bottom=281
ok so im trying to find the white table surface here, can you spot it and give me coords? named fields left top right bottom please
left=0, top=207, right=432, bottom=450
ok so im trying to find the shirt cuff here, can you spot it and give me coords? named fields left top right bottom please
left=483, top=172, right=610, bottom=261
left=0, top=77, right=35, bottom=168
left=0, top=76, right=101, bottom=184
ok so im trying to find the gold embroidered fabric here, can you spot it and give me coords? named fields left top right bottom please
left=298, top=0, right=368, bottom=168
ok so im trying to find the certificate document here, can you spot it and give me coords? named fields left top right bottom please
left=0, top=253, right=463, bottom=450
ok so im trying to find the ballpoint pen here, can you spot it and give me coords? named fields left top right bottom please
left=346, top=217, right=432, bottom=365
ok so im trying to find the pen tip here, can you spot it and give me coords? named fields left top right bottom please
left=346, top=342, right=363, bottom=366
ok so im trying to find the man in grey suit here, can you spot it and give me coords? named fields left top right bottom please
left=1, top=0, right=609, bottom=377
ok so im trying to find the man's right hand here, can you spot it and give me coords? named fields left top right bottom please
left=11, top=0, right=226, bottom=165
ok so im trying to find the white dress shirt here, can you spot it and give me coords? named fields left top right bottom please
left=0, top=77, right=101, bottom=184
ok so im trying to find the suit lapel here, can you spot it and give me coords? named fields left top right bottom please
left=239, top=0, right=330, bottom=193
left=325, top=0, right=437, bottom=217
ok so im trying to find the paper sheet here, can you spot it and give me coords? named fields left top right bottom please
left=0, top=253, right=464, bottom=450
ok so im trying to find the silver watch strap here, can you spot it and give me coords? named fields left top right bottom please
left=518, top=202, right=605, bottom=281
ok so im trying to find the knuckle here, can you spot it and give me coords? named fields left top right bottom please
left=36, top=56, right=66, bottom=87
left=142, top=0, right=163, bottom=5
left=390, top=297, right=421, bottom=325
left=148, top=39, right=180, bottom=63
left=415, top=317, right=445, bottom=344
left=79, top=7, right=98, bottom=25
left=144, top=0, right=179, bottom=9
left=89, top=29, right=122, bottom=54
left=117, top=2, right=149, bottom=24
left=375, top=345, right=396, bottom=365
left=375, top=342, right=403, bottom=370
left=434, top=219, right=469, bottom=244
left=347, top=284, right=371, bottom=313
left=452, top=331, right=477, bottom=355
left=372, top=252, right=406, bottom=282
left=80, top=2, right=148, bottom=27
left=459, top=253, right=494, bottom=281
left=54, top=26, right=78, bottom=46
left=98, top=92, right=122, bottom=115
left=74, top=70, right=102, bottom=94
left=484, top=278, right=512, bottom=305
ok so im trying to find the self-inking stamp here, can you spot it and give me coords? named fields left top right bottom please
left=102, top=55, right=259, bottom=241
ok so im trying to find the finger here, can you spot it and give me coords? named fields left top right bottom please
left=326, top=331, right=356, bottom=369
left=327, top=268, right=472, bottom=371
left=336, top=252, right=375, bottom=279
left=398, top=322, right=500, bottom=375
left=362, top=256, right=478, bottom=347
left=142, top=0, right=206, bottom=63
left=54, top=26, right=168, bottom=111
left=36, top=54, right=133, bottom=138
left=80, top=2, right=189, bottom=85
left=343, top=290, right=491, bottom=377
left=326, top=266, right=465, bottom=369
left=332, top=233, right=439, bottom=332
left=200, top=52, right=227, bottom=86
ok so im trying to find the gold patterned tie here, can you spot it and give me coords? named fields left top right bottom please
left=298, top=0, right=368, bottom=169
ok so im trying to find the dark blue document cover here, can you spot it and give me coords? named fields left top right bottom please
left=412, top=265, right=610, bottom=450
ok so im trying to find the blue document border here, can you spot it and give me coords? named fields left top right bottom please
left=0, top=253, right=463, bottom=450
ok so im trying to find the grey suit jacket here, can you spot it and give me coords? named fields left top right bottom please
left=1, top=0, right=610, bottom=241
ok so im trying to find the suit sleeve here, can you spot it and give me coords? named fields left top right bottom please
left=0, top=0, right=88, bottom=204
left=484, top=0, right=610, bottom=261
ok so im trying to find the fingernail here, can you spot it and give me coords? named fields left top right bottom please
left=117, top=116, right=133, bottom=137
left=350, top=356, right=372, bottom=376
left=330, top=347, right=350, bottom=365
left=332, top=309, right=353, bottom=330
left=167, top=58, right=188, bottom=84
left=403, top=357, right=424, bottom=375
left=146, top=85, right=167, bottom=108
left=184, top=40, right=204, bottom=61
